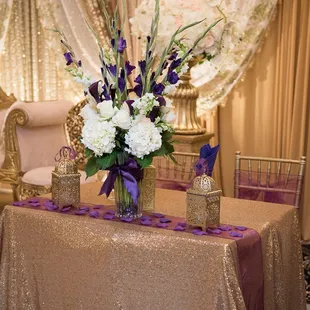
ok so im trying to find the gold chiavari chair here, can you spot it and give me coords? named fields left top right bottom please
left=234, top=151, right=306, bottom=208
left=152, top=152, right=199, bottom=191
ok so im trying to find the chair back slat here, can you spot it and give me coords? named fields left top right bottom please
left=248, top=159, right=252, bottom=185
left=276, top=162, right=281, bottom=187
left=285, top=163, right=292, bottom=187
left=266, top=161, right=271, bottom=187
left=234, top=151, right=306, bottom=208
left=258, top=160, right=262, bottom=186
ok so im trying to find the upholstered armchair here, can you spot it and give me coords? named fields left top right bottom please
left=2, top=100, right=96, bottom=200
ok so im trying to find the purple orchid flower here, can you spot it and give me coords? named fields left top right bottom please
left=170, top=58, right=182, bottom=70
left=134, top=84, right=142, bottom=97
left=168, top=53, right=178, bottom=60
left=148, top=106, right=160, bottom=122
left=125, top=100, right=135, bottom=115
left=108, top=64, right=117, bottom=76
left=134, top=74, right=142, bottom=85
left=118, top=78, right=126, bottom=92
left=153, top=83, right=165, bottom=95
left=125, top=61, right=135, bottom=76
left=64, top=52, right=73, bottom=65
left=89, top=210, right=99, bottom=218
left=167, top=71, right=179, bottom=84
left=138, top=60, right=146, bottom=75
left=229, top=231, right=243, bottom=238
left=117, top=37, right=127, bottom=53
left=156, top=96, right=166, bottom=106
left=174, top=225, right=186, bottom=231
left=140, top=219, right=152, bottom=226
left=199, top=144, right=220, bottom=177
left=102, top=85, right=111, bottom=100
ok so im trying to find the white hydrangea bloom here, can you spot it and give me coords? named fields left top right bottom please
left=79, top=103, right=99, bottom=120
left=132, top=93, right=159, bottom=115
left=81, top=119, right=116, bottom=156
left=125, top=116, right=162, bottom=158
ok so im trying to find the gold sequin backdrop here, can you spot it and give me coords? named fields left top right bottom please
left=0, top=0, right=114, bottom=102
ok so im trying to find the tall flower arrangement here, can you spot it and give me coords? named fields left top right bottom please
left=55, top=0, right=221, bottom=216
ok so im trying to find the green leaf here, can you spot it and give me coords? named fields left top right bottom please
left=85, top=148, right=93, bottom=158
left=85, top=156, right=98, bottom=178
left=136, top=155, right=153, bottom=168
left=168, top=153, right=178, bottom=165
left=96, top=152, right=117, bottom=170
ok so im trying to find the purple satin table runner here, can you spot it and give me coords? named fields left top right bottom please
left=13, top=197, right=264, bottom=310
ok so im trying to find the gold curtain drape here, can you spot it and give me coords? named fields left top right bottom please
left=213, top=0, right=310, bottom=240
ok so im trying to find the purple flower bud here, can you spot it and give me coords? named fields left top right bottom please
left=134, top=84, right=142, bottom=97
left=125, top=100, right=135, bottom=115
left=138, top=60, right=146, bottom=75
left=108, top=64, right=117, bottom=76
left=147, top=36, right=151, bottom=43
left=64, top=52, right=73, bottom=65
left=102, top=85, right=111, bottom=100
left=148, top=106, right=160, bottom=122
left=148, top=50, right=152, bottom=58
left=156, top=96, right=166, bottom=106
left=150, top=72, right=155, bottom=81
left=111, top=38, right=115, bottom=48
left=117, top=30, right=121, bottom=37
left=162, top=61, right=168, bottom=69
left=118, top=77, right=126, bottom=93
left=153, top=83, right=165, bottom=95
left=125, top=61, right=136, bottom=76
left=167, top=71, right=179, bottom=84
left=134, top=74, right=142, bottom=85
left=120, top=68, right=125, bottom=79
left=117, top=37, right=127, bottom=53
left=168, top=53, right=178, bottom=60
left=170, top=58, right=182, bottom=70
left=78, top=60, right=82, bottom=67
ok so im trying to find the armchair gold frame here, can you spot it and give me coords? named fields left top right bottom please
left=0, top=87, right=18, bottom=199
left=66, top=99, right=88, bottom=169
left=234, top=151, right=306, bottom=208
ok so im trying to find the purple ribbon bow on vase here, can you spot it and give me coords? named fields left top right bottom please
left=99, top=158, right=143, bottom=204
left=194, top=144, right=220, bottom=177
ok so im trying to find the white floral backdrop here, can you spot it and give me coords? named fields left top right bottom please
left=0, top=0, right=277, bottom=110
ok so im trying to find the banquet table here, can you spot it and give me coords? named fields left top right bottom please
left=0, top=182, right=306, bottom=310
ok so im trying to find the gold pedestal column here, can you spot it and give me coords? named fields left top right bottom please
left=169, top=62, right=214, bottom=153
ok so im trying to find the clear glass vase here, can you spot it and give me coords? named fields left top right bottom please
left=114, top=175, right=143, bottom=218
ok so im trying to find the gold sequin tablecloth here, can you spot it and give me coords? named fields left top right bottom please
left=0, top=183, right=306, bottom=310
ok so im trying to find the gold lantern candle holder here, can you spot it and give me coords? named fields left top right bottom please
left=52, top=147, right=81, bottom=209
left=186, top=173, right=222, bottom=231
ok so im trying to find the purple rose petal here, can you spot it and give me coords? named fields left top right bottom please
left=60, top=206, right=71, bottom=212
left=229, top=231, right=243, bottom=238
left=192, top=229, right=207, bottom=236
left=218, top=225, right=232, bottom=231
left=174, top=225, right=186, bottom=231
left=93, top=205, right=104, bottom=209
left=160, top=218, right=171, bottom=223
left=89, top=210, right=99, bottom=218
left=28, top=198, right=39, bottom=203
left=13, top=201, right=25, bottom=206
left=156, top=223, right=168, bottom=228
left=79, top=206, right=90, bottom=212
left=140, top=220, right=152, bottom=226
left=46, top=204, right=58, bottom=211
left=106, top=210, right=116, bottom=215
left=103, top=214, right=115, bottom=220
left=140, top=215, right=151, bottom=221
left=29, top=202, right=41, bottom=207
left=207, top=228, right=222, bottom=234
left=235, top=226, right=247, bottom=231
left=177, top=222, right=186, bottom=227
left=152, top=213, right=165, bottom=218
left=121, top=217, right=133, bottom=223
left=75, top=209, right=87, bottom=215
